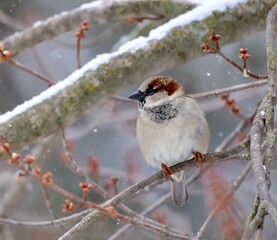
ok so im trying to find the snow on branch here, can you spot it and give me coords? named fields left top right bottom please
left=0, top=0, right=192, bottom=57
left=0, top=0, right=274, bottom=152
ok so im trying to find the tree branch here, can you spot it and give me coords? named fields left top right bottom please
left=58, top=137, right=250, bottom=240
left=190, top=80, right=267, bottom=99
left=0, top=0, right=274, bottom=154
left=242, top=3, right=277, bottom=239
left=108, top=167, right=204, bottom=240
left=0, top=0, right=193, bottom=58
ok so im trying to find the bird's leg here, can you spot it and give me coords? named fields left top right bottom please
left=194, top=151, right=205, bottom=171
left=161, top=163, right=174, bottom=181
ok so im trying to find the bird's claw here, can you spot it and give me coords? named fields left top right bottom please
left=161, top=163, right=174, bottom=181
left=194, top=151, right=205, bottom=171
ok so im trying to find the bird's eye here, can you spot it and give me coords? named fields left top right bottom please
left=145, top=87, right=157, bottom=96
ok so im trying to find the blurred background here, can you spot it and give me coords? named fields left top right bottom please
left=0, top=0, right=276, bottom=240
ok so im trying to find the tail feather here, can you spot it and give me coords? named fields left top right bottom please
left=171, top=170, right=189, bottom=207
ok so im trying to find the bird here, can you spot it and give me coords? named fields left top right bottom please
left=128, top=75, right=210, bottom=206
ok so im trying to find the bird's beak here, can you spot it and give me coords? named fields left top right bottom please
left=128, top=91, right=146, bottom=101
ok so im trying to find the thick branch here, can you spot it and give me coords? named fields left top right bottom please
left=244, top=3, right=277, bottom=239
left=0, top=0, right=192, bottom=57
left=0, top=0, right=273, bottom=153
left=250, top=1, right=277, bottom=207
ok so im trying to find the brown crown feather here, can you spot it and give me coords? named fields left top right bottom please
left=148, top=76, right=180, bottom=96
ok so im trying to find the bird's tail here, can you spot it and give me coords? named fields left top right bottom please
left=170, top=170, right=188, bottom=207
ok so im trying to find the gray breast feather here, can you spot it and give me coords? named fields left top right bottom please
left=144, top=103, right=178, bottom=123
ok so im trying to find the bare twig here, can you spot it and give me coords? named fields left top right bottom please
left=7, top=58, right=55, bottom=87
left=0, top=209, right=91, bottom=227
left=217, top=51, right=267, bottom=80
left=40, top=182, right=70, bottom=233
left=40, top=183, right=57, bottom=220
left=75, top=21, right=89, bottom=69
left=0, top=49, right=54, bottom=86
left=202, top=32, right=268, bottom=80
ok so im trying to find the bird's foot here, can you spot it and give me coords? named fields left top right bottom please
left=194, top=151, right=205, bottom=171
left=161, top=163, right=174, bottom=181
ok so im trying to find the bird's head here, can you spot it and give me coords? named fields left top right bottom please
left=128, top=76, right=184, bottom=109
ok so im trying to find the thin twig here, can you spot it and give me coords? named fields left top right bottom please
left=7, top=58, right=55, bottom=87
left=75, top=21, right=88, bottom=69
left=190, top=79, right=267, bottom=99
left=217, top=51, right=268, bottom=80
left=203, top=34, right=268, bottom=80
left=76, top=37, right=81, bottom=69
left=40, top=183, right=57, bottom=220
left=0, top=209, right=91, bottom=227
left=40, top=183, right=69, bottom=232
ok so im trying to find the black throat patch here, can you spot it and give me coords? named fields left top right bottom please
left=144, top=102, right=178, bottom=123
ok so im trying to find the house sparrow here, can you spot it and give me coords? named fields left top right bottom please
left=128, top=76, right=210, bottom=206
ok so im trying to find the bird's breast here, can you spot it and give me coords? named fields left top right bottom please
left=137, top=114, right=195, bottom=168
